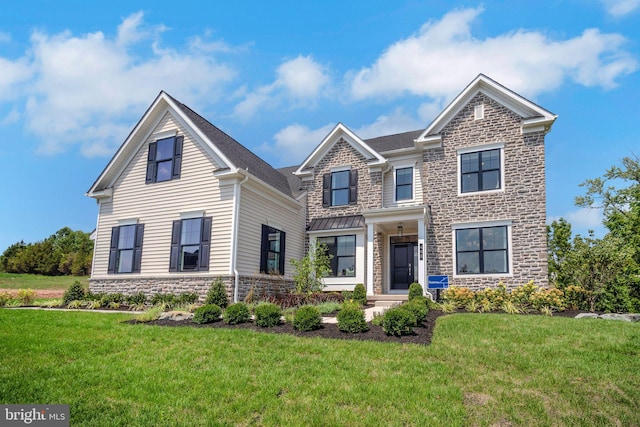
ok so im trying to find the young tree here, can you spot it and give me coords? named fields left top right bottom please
left=290, top=241, right=331, bottom=294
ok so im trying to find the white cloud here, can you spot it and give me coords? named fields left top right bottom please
left=258, top=123, right=335, bottom=165
left=354, top=107, right=424, bottom=139
left=349, top=7, right=638, bottom=101
left=600, top=0, right=640, bottom=16
left=234, top=55, right=329, bottom=120
left=548, top=207, right=605, bottom=237
left=0, top=56, right=33, bottom=100
left=8, top=12, right=236, bottom=157
left=1, top=109, right=20, bottom=125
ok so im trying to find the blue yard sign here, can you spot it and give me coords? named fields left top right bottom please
left=427, top=275, right=449, bottom=289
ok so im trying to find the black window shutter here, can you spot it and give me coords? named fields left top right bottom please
left=349, top=169, right=358, bottom=204
left=172, top=136, right=183, bottom=179
left=199, top=217, right=212, bottom=271
left=146, top=142, right=157, bottom=184
left=260, top=225, right=269, bottom=273
left=169, top=220, right=181, bottom=272
left=107, top=227, right=119, bottom=274
left=322, top=173, right=331, bottom=207
left=279, top=230, right=286, bottom=275
left=132, top=224, right=144, bottom=273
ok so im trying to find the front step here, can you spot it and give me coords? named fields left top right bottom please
left=368, top=295, right=408, bottom=308
left=373, top=300, right=404, bottom=308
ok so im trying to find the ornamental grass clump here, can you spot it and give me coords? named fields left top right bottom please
left=337, top=302, right=368, bottom=333
left=293, top=305, right=322, bottom=331
left=223, top=302, right=250, bottom=325
left=382, top=306, right=417, bottom=336
left=192, top=304, right=222, bottom=324
left=254, top=303, right=282, bottom=327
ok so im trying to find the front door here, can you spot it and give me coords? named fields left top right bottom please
left=390, top=236, right=418, bottom=290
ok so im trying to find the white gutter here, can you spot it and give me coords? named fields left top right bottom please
left=231, top=170, right=250, bottom=303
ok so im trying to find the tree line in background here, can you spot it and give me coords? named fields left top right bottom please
left=0, top=227, right=93, bottom=276
left=548, top=155, right=640, bottom=312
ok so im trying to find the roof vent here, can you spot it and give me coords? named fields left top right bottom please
left=474, top=104, right=484, bottom=120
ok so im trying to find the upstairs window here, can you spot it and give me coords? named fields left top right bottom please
left=456, top=225, right=508, bottom=275
left=318, top=235, right=356, bottom=277
left=169, top=216, right=212, bottom=272
left=260, top=225, right=286, bottom=275
left=322, top=170, right=358, bottom=207
left=146, top=135, right=184, bottom=184
left=108, top=224, right=144, bottom=274
left=395, top=167, right=413, bottom=201
left=460, top=148, right=501, bottom=193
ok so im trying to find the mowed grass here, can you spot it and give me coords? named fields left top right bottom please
left=0, top=310, right=638, bottom=426
left=0, top=273, right=88, bottom=290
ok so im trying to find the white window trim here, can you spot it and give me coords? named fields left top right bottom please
left=180, top=210, right=205, bottom=219
left=451, top=219, right=513, bottom=278
left=393, top=162, right=416, bottom=202
left=309, top=232, right=365, bottom=287
left=117, top=218, right=139, bottom=226
left=151, top=129, right=177, bottom=141
left=457, top=142, right=505, bottom=197
left=330, top=165, right=351, bottom=173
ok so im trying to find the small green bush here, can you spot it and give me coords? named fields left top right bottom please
left=293, top=305, right=322, bottom=331
left=352, top=283, right=367, bottom=306
left=337, top=302, right=368, bottom=333
left=206, top=278, right=229, bottom=308
left=408, top=283, right=424, bottom=301
left=126, top=292, right=146, bottom=306
left=0, top=291, right=12, bottom=307
left=402, top=299, right=428, bottom=323
left=100, top=293, right=124, bottom=305
left=17, top=289, right=36, bottom=305
left=63, top=281, right=86, bottom=305
left=193, top=304, right=222, bottom=324
left=151, top=293, right=176, bottom=307
left=382, top=307, right=417, bottom=336
left=177, top=292, right=199, bottom=305
left=224, top=302, right=250, bottom=325
left=254, top=303, right=282, bottom=327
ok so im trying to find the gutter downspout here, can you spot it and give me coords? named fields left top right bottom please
left=231, top=171, right=250, bottom=303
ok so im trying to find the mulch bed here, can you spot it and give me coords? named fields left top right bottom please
left=128, top=309, right=448, bottom=345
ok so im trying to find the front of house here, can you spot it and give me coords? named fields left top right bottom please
left=87, top=74, right=556, bottom=300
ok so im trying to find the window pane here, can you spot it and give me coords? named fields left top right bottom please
left=181, top=245, right=200, bottom=270
left=156, top=138, right=174, bottom=160
left=482, top=170, right=499, bottom=190
left=337, top=256, right=355, bottom=277
left=457, top=252, right=479, bottom=274
left=337, top=235, right=355, bottom=256
left=156, top=160, right=173, bottom=182
left=483, top=227, right=507, bottom=250
left=269, top=231, right=280, bottom=252
left=461, top=172, right=478, bottom=193
left=482, top=149, right=500, bottom=170
left=332, top=188, right=349, bottom=206
left=267, top=252, right=279, bottom=272
left=456, top=229, right=480, bottom=251
left=396, top=168, right=412, bottom=185
left=331, top=171, right=349, bottom=189
left=181, top=219, right=201, bottom=245
left=397, top=185, right=412, bottom=200
left=117, top=249, right=134, bottom=273
left=118, top=225, right=136, bottom=249
left=461, top=152, right=479, bottom=173
left=483, top=250, right=507, bottom=273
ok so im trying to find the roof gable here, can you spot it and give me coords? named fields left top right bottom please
left=294, top=123, right=386, bottom=177
left=415, top=74, right=557, bottom=146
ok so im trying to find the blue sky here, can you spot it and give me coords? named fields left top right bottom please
left=0, top=0, right=638, bottom=251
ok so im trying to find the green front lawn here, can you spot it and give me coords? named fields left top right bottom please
left=0, top=273, right=88, bottom=290
left=0, top=310, right=638, bottom=426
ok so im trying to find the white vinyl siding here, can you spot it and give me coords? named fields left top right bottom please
left=383, top=161, right=423, bottom=207
left=92, top=111, right=233, bottom=278
left=235, top=184, right=305, bottom=278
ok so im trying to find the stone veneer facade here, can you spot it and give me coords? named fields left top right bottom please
left=424, top=93, right=548, bottom=290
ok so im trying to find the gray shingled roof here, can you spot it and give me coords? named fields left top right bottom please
left=167, top=94, right=293, bottom=197
left=276, top=165, right=304, bottom=198
left=364, top=129, right=423, bottom=153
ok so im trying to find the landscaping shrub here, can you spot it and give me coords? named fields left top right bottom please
left=63, top=281, right=86, bottom=305
left=382, top=307, right=417, bottom=336
left=530, top=288, right=566, bottom=312
left=402, top=299, right=428, bottom=323
left=254, top=303, right=282, bottom=327
left=151, top=293, right=177, bottom=307
left=100, top=293, right=124, bottom=305
left=408, top=282, right=424, bottom=301
left=442, top=286, right=474, bottom=308
left=510, top=281, right=539, bottom=309
left=126, top=292, right=147, bottom=306
left=223, top=302, right=250, bottom=325
left=192, top=304, right=222, bottom=324
left=564, top=285, right=590, bottom=310
left=293, top=305, right=322, bottom=331
left=16, top=289, right=36, bottom=305
left=176, top=292, right=199, bottom=305
left=352, top=283, right=367, bottom=306
left=0, top=291, right=12, bottom=307
left=316, top=301, right=341, bottom=315
left=371, top=310, right=385, bottom=326
left=337, top=302, right=368, bottom=333
left=206, top=278, right=229, bottom=308
left=476, top=283, right=509, bottom=307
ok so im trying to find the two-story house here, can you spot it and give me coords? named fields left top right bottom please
left=87, top=74, right=556, bottom=301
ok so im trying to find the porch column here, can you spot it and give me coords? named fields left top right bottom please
left=418, top=218, right=426, bottom=293
left=366, top=223, right=374, bottom=296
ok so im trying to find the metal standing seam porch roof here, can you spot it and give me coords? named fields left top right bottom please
left=307, top=215, right=365, bottom=232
